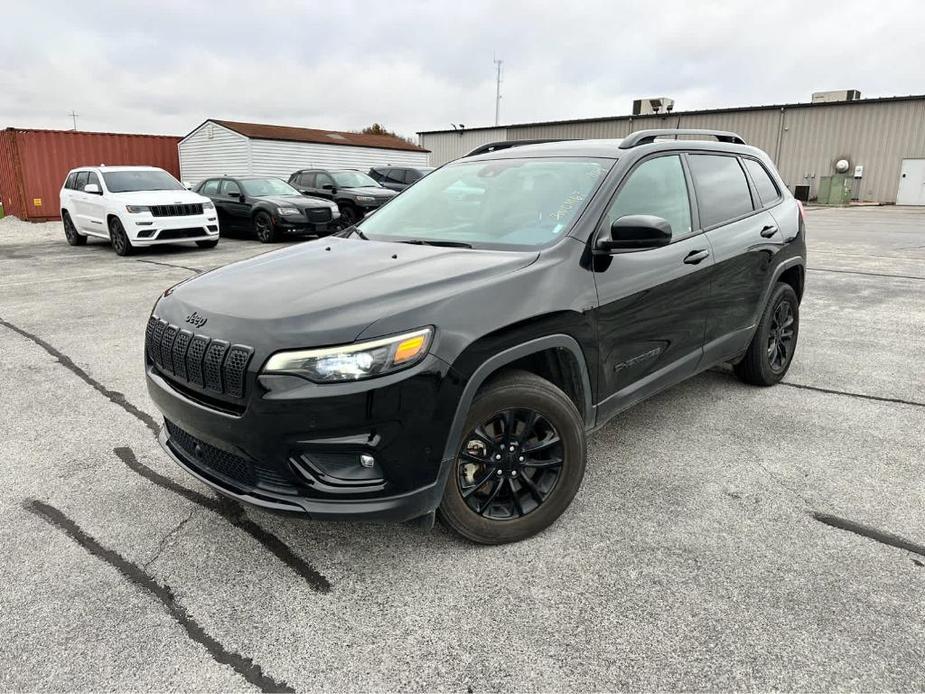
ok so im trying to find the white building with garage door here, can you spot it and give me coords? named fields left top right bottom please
left=179, top=119, right=430, bottom=185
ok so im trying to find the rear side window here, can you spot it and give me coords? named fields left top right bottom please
left=405, top=169, right=423, bottom=183
left=65, top=172, right=77, bottom=189
left=688, top=154, right=754, bottom=228
left=201, top=179, right=220, bottom=195
left=743, top=158, right=781, bottom=206
left=605, top=155, right=692, bottom=238
left=299, top=173, right=316, bottom=187
left=74, top=171, right=89, bottom=190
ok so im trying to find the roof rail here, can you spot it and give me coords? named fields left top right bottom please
left=619, top=129, right=746, bottom=149
left=463, top=139, right=570, bottom=158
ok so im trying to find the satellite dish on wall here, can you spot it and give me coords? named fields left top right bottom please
left=834, top=158, right=851, bottom=174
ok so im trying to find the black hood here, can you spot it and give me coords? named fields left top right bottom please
left=253, top=194, right=333, bottom=209
left=343, top=186, right=396, bottom=199
left=155, top=237, right=537, bottom=354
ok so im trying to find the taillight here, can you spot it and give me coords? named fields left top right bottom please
left=796, top=200, right=805, bottom=220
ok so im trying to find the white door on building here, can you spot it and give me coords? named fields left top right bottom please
left=896, top=159, right=925, bottom=205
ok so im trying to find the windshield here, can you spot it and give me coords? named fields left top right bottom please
left=102, top=170, right=184, bottom=193
left=357, top=157, right=609, bottom=249
left=240, top=178, right=301, bottom=197
left=332, top=171, right=380, bottom=188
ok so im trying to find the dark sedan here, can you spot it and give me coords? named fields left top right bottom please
left=195, top=177, right=342, bottom=243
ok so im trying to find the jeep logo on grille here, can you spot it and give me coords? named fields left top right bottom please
left=185, top=311, right=208, bottom=328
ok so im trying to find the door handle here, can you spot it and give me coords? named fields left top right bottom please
left=683, top=249, right=710, bottom=265
left=760, top=224, right=779, bottom=238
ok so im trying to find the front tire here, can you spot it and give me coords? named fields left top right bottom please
left=196, top=239, right=219, bottom=248
left=338, top=203, right=361, bottom=226
left=62, top=211, right=86, bottom=246
left=438, top=370, right=586, bottom=544
left=253, top=211, right=278, bottom=243
left=108, top=216, right=134, bottom=256
left=734, top=282, right=800, bottom=386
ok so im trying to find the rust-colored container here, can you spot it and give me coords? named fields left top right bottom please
left=0, top=128, right=181, bottom=222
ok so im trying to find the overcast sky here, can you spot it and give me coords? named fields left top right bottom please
left=2, top=0, right=923, bottom=139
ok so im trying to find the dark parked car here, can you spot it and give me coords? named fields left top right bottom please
left=288, top=169, right=396, bottom=225
left=147, top=130, right=805, bottom=544
left=195, top=176, right=341, bottom=243
left=369, top=166, right=435, bottom=191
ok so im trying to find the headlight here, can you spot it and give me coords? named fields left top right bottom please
left=355, top=196, right=376, bottom=204
left=263, top=327, right=433, bottom=383
left=277, top=207, right=301, bottom=216
left=202, top=201, right=215, bottom=210
left=126, top=205, right=149, bottom=214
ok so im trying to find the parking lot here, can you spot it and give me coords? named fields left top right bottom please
left=0, top=206, right=923, bottom=691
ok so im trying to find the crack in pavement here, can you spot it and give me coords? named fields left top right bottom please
left=807, top=267, right=925, bottom=281
left=778, top=381, right=925, bottom=409
left=813, top=512, right=925, bottom=560
left=25, top=499, right=294, bottom=693
left=145, top=507, right=196, bottom=570
left=135, top=259, right=204, bottom=273
left=115, top=447, right=331, bottom=594
left=0, top=316, right=331, bottom=593
left=0, top=317, right=161, bottom=436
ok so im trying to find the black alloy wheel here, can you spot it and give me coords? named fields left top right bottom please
left=62, top=211, right=86, bottom=246
left=733, top=282, right=800, bottom=386
left=457, top=409, right=564, bottom=520
left=768, top=299, right=796, bottom=373
left=254, top=211, right=277, bottom=243
left=109, top=217, right=134, bottom=256
left=339, top=204, right=360, bottom=226
left=438, top=370, right=586, bottom=544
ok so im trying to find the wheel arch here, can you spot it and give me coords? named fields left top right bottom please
left=439, top=335, right=595, bottom=463
left=105, top=213, right=122, bottom=232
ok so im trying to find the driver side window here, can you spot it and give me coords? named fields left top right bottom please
left=605, top=155, right=692, bottom=239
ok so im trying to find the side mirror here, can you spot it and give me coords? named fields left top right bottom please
left=83, top=183, right=101, bottom=195
left=597, top=215, right=672, bottom=252
left=322, top=184, right=336, bottom=192
left=182, top=181, right=193, bottom=190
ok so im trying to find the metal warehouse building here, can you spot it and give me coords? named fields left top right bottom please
left=180, top=119, right=430, bottom=185
left=418, top=93, right=925, bottom=204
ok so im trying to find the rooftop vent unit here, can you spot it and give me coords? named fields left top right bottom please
left=811, top=89, right=862, bottom=103
left=632, top=97, right=675, bottom=115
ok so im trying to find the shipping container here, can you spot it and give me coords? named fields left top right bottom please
left=0, top=128, right=181, bottom=221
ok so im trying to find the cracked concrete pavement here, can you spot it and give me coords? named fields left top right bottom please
left=0, top=207, right=923, bottom=691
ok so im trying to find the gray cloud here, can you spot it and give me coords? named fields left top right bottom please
left=1, top=0, right=923, bottom=139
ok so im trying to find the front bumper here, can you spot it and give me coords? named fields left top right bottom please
left=146, top=354, right=461, bottom=521
left=274, top=215, right=340, bottom=236
left=127, top=213, right=220, bottom=245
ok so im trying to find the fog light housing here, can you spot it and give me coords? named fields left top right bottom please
left=359, top=454, right=375, bottom=468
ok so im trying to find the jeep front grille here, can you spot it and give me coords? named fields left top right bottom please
left=146, top=316, right=253, bottom=400
left=150, top=203, right=203, bottom=217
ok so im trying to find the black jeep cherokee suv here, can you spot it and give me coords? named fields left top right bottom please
left=146, top=130, right=805, bottom=544
left=288, top=169, right=397, bottom=225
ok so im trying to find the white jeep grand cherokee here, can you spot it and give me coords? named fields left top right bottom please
left=59, top=166, right=220, bottom=256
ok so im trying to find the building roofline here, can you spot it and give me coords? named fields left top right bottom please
left=3, top=126, right=181, bottom=139
left=184, top=118, right=429, bottom=152
left=416, top=93, right=925, bottom=135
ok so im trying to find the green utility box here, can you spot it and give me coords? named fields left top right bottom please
left=817, top=174, right=853, bottom=205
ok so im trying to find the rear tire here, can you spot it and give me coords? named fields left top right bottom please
left=734, top=282, right=799, bottom=386
left=438, top=370, right=586, bottom=544
left=62, top=211, right=86, bottom=246
left=196, top=239, right=219, bottom=248
left=108, top=216, right=134, bottom=256
left=253, top=211, right=278, bottom=243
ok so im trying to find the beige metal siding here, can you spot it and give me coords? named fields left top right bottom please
left=421, top=127, right=508, bottom=165
left=775, top=100, right=925, bottom=202
left=419, top=97, right=925, bottom=202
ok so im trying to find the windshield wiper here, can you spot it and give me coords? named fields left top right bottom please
left=399, top=239, right=472, bottom=249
